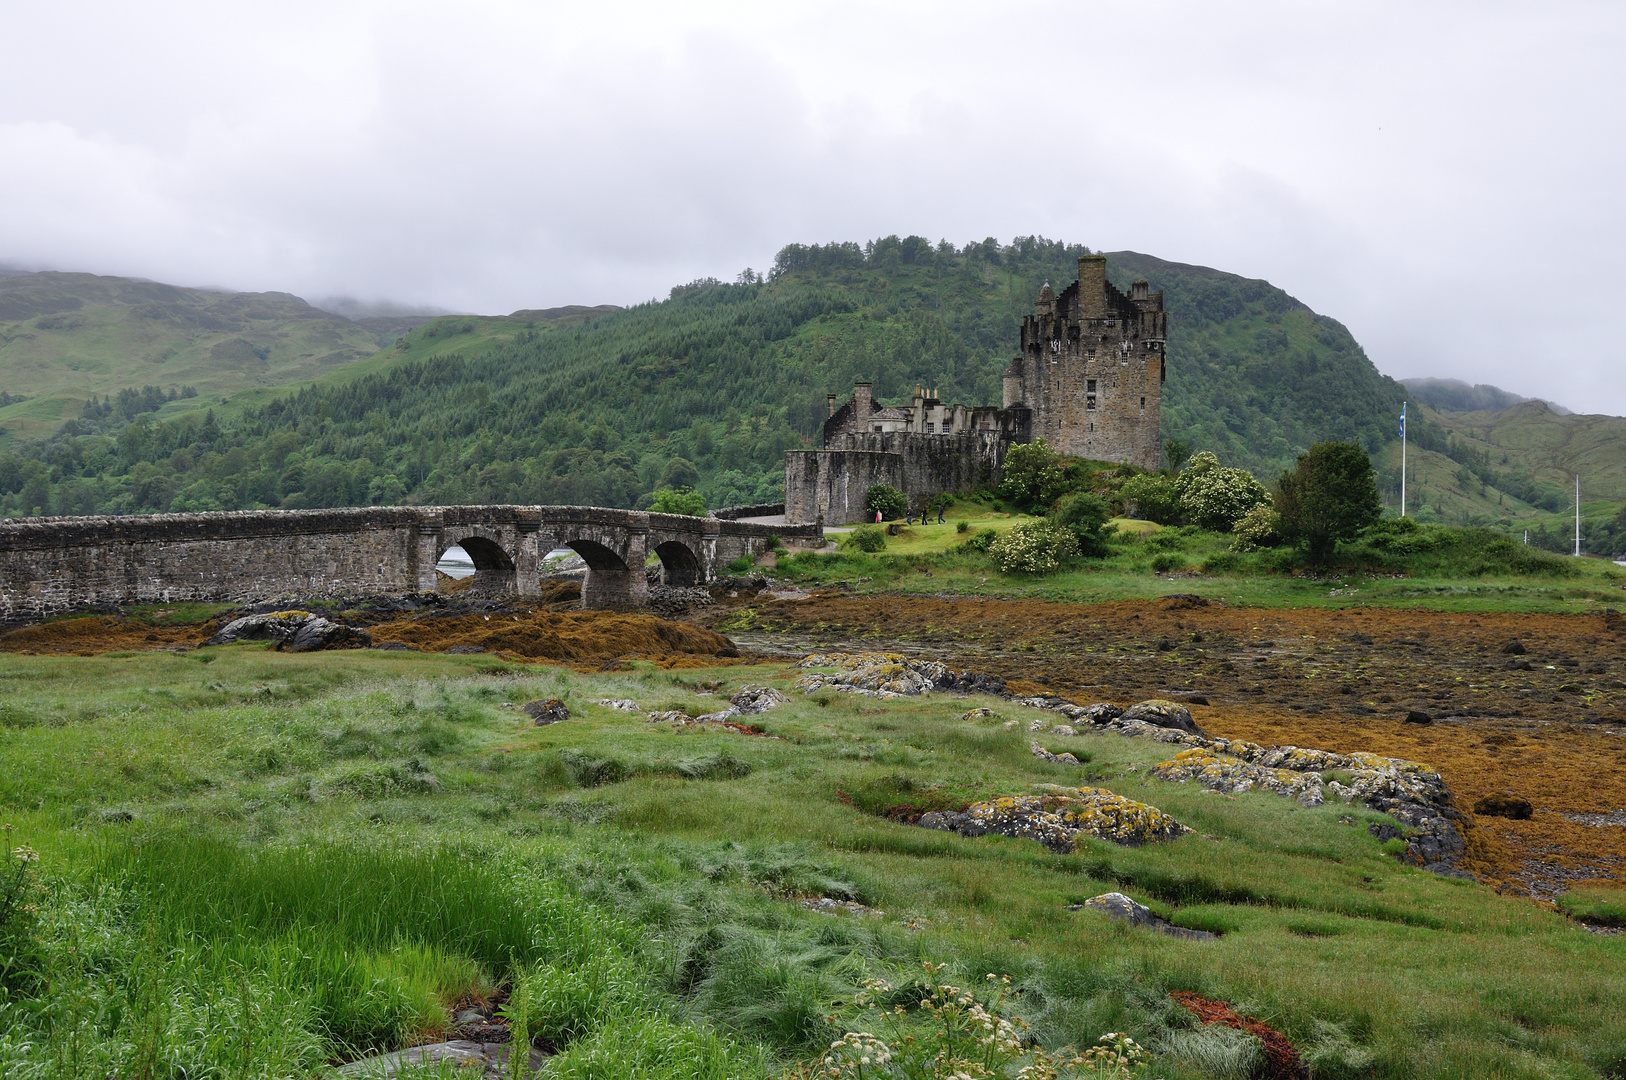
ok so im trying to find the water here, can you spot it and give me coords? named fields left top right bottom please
left=435, top=545, right=578, bottom=579
left=434, top=545, right=475, bottom=579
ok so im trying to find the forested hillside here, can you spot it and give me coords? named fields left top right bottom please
left=0, top=238, right=1411, bottom=517
left=0, top=271, right=434, bottom=445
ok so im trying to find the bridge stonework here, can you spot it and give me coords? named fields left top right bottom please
left=0, top=505, right=818, bottom=622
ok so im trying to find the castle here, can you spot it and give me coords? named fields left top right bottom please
left=784, top=255, right=1167, bottom=524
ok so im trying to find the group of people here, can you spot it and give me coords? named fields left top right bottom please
left=877, top=505, right=947, bottom=526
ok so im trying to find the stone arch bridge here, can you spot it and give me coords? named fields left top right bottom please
left=0, top=505, right=819, bottom=623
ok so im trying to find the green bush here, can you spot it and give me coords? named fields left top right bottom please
left=1176, top=452, right=1271, bottom=531
left=1275, top=441, right=1382, bottom=562
left=956, top=519, right=970, bottom=534
left=650, top=486, right=707, bottom=516
left=1150, top=552, right=1186, bottom=573
left=726, top=555, right=753, bottom=573
left=996, top=439, right=1072, bottom=511
left=963, top=528, right=998, bottom=552
left=988, top=520, right=1080, bottom=574
left=1200, top=551, right=1243, bottom=573
left=863, top=484, right=907, bottom=521
left=1120, top=472, right=1181, bottom=524
left=1051, top=490, right=1111, bottom=557
left=845, top=524, right=887, bottom=552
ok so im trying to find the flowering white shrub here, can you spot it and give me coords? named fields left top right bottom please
left=1230, top=502, right=1282, bottom=552
left=988, top=521, right=1080, bottom=575
left=794, top=965, right=1163, bottom=1080
left=1175, top=453, right=1269, bottom=532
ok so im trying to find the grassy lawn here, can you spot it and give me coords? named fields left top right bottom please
left=2, top=645, right=1623, bottom=1078
left=792, top=502, right=1626, bottom=614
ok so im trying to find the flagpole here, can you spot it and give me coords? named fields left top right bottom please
left=1576, top=474, right=1581, bottom=557
left=1400, top=402, right=1407, bottom=518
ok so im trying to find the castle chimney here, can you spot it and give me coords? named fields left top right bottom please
left=1131, top=280, right=1149, bottom=302
left=827, top=393, right=837, bottom=418
left=1077, top=255, right=1108, bottom=318
left=853, top=381, right=873, bottom=421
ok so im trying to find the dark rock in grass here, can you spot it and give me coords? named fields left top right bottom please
left=372, top=641, right=415, bottom=651
left=1121, top=698, right=1204, bottom=735
left=287, top=617, right=370, bottom=652
left=522, top=698, right=571, bottom=726
left=337, top=1040, right=549, bottom=1078
left=446, top=645, right=486, bottom=654
left=1367, top=822, right=1402, bottom=842
left=1074, top=892, right=1217, bottom=941
left=1181, top=694, right=1212, bottom=706
left=1079, top=702, right=1124, bottom=724
left=205, top=611, right=368, bottom=652
left=1403, top=710, right=1433, bottom=725
left=1509, top=659, right=1533, bottom=671
left=918, top=810, right=971, bottom=831
left=1473, top=792, right=1534, bottom=820
left=1501, top=639, right=1527, bottom=655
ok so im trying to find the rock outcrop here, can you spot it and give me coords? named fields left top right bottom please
left=920, top=785, right=1187, bottom=850
left=794, top=652, right=1007, bottom=698
left=205, top=611, right=371, bottom=651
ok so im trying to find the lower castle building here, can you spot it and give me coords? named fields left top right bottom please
left=784, top=255, right=1166, bottom=525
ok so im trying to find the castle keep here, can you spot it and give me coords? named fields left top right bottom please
left=784, top=255, right=1166, bottom=524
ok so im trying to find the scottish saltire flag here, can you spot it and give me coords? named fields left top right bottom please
left=1399, top=402, right=1406, bottom=439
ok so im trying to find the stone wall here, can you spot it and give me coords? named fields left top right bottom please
left=784, top=432, right=1008, bottom=525
left=0, top=506, right=822, bottom=621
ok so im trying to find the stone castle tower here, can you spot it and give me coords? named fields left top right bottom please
left=784, top=255, right=1166, bottom=523
left=1002, top=255, right=1166, bottom=470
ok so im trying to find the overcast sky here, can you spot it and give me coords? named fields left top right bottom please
left=2, top=1, right=1622, bottom=413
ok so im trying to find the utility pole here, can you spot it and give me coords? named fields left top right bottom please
left=1399, top=402, right=1407, bottom=517
left=1575, top=473, right=1581, bottom=557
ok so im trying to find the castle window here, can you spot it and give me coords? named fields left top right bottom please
left=1086, top=396, right=1096, bottom=410
left=926, top=422, right=935, bottom=433
left=1086, top=380, right=1096, bottom=393
left=1087, top=349, right=1096, bottom=359
left=1140, top=397, right=1146, bottom=409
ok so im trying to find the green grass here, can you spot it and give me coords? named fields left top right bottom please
left=1, top=646, right=1624, bottom=1077
left=777, top=514, right=1626, bottom=614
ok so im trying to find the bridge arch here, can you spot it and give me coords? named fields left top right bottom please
left=651, top=539, right=704, bottom=586
left=443, top=533, right=517, bottom=593
left=551, top=528, right=649, bottom=610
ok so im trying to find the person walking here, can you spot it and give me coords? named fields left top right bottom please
left=936, top=504, right=945, bottom=525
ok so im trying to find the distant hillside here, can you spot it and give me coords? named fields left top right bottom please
left=0, top=237, right=1418, bottom=518
left=0, top=271, right=422, bottom=444
left=1401, top=377, right=1572, bottom=416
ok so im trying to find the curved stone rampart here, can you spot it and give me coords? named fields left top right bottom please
left=0, top=505, right=820, bottom=620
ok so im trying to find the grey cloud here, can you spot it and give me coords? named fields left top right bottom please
left=0, top=0, right=1622, bottom=412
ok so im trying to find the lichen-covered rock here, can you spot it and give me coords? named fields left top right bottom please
left=1052, top=724, right=1078, bottom=737
left=933, top=786, right=1187, bottom=850
left=522, top=698, right=570, bottom=725
left=1151, top=747, right=1324, bottom=807
left=794, top=652, right=1007, bottom=698
left=595, top=698, right=639, bottom=711
left=1078, top=702, right=1124, bottom=724
left=1119, top=699, right=1204, bottom=735
left=728, top=685, right=787, bottom=714
left=1030, top=742, right=1081, bottom=765
left=961, top=707, right=999, bottom=722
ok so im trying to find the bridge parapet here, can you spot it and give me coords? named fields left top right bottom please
left=0, top=505, right=822, bottom=621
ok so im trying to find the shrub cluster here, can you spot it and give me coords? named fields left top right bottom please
left=988, top=520, right=1080, bottom=574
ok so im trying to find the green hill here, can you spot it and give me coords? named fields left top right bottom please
left=0, top=238, right=1492, bottom=518
left=0, top=271, right=424, bottom=444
